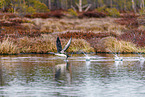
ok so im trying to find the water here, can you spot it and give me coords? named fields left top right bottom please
left=0, top=54, right=145, bottom=97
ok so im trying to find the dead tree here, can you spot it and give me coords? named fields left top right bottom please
left=72, top=0, right=91, bottom=12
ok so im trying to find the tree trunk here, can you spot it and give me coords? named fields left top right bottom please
left=124, top=0, right=127, bottom=11
left=132, top=0, right=136, bottom=13
left=54, top=0, right=61, bottom=9
left=48, top=0, right=51, bottom=10
left=110, top=0, right=112, bottom=8
left=61, top=0, right=64, bottom=9
left=66, top=0, right=68, bottom=9
left=141, top=0, right=144, bottom=9
left=79, top=0, right=82, bottom=12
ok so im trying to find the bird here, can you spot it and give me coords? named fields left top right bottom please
left=114, top=54, right=123, bottom=61
left=50, top=36, right=72, bottom=60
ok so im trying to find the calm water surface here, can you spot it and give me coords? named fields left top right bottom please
left=0, top=54, right=145, bottom=97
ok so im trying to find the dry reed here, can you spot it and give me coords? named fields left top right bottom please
left=0, top=38, right=19, bottom=54
left=95, top=36, right=138, bottom=53
left=17, top=34, right=56, bottom=53
left=61, top=39, right=94, bottom=53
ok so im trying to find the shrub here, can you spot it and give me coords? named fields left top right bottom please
left=82, top=11, right=106, bottom=18
left=96, top=5, right=106, bottom=12
left=0, top=0, right=5, bottom=9
left=50, top=10, right=64, bottom=18
left=139, top=8, right=145, bottom=16
left=31, top=13, right=50, bottom=18
left=26, top=6, right=36, bottom=14
left=68, top=8, right=78, bottom=17
left=34, top=1, right=50, bottom=13
left=105, top=8, right=120, bottom=17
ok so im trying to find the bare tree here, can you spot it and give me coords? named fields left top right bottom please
left=76, top=0, right=82, bottom=12
left=75, top=0, right=91, bottom=12
left=140, top=0, right=144, bottom=9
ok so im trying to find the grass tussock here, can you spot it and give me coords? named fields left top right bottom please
left=17, top=34, right=56, bottom=53
left=61, top=39, right=94, bottom=53
left=95, top=36, right=138, bottom=53
left=0, top=38, right=19, bottom=54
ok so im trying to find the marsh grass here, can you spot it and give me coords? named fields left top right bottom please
left=61, top=39, right=94, bottom=53
left=95, top=37, right=138, bottom=53
left=17, top=34, right=56, bottom=53
left=0, top=17, right=144, bottom=54
left=0, top=38, right=19, bottom=54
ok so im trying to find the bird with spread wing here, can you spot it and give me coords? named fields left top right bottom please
left=50, top=36, right=72, bottom=60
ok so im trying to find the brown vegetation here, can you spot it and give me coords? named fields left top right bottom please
left=79, top=11, right=106, bottom=18
left=0, top=38, right=19, bottom=54
left=0, top=12, right=144, bottom=54
left=25, top=10, right=64, bottom=18
left=94, top=37, right=138, bottom=53
left=17, top=34, right=56, bottom=53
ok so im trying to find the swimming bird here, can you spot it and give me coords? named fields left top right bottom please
left=51, top=36, right=72, bottom=60
left=83, top=53, right=91, bottom=61
left=114, top=54, right=123, bottom=61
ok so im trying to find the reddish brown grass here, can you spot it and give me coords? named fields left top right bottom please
left=118, top=30, right=145, bottom=47
left=78, top=11, right=106, bottom=18
left=59, top=31, right=117, bottom=40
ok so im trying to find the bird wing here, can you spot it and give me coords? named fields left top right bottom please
left=61, top=37, right=72, bottom=53
left=56, top=37, right=62, bottom=53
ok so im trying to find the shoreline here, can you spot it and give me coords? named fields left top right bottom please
left=0, top=51, right=144, bottom=56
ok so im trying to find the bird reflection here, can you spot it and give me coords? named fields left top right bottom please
left=0, top=64, right=3, bottom=86
left=114, top=61, right=123, bottom=67
left=137, top=60, right=145, bottom=70
left=54, top=62, right=72, bottom=84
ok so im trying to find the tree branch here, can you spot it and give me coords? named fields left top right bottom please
left=85, top=4, right=91, bottom=12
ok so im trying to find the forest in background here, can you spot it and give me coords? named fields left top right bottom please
left=0, top=0, right=144, bottom=14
